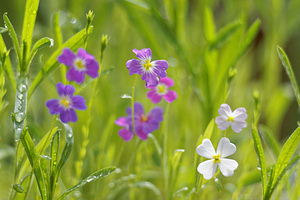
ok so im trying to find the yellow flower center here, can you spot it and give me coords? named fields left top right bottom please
left=60, top=97, right=71, bottom=108
left=74, top=59, right=85, bottom=70
left=143, top=60, right=152, bottom=70
left=213, top=154, right=221, bottom=163
left=158, top=85, right=166, bottom=93
left=227, top=116, right=234, bottom=122
left=141, top=115, right=148, bottom=122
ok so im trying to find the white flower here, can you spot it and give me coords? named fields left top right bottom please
left=215, top=104, right=247, bottom=133
left=196, top=137, right=238, bottom=180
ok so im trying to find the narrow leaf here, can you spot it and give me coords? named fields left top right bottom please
left=277, top=46, right=300, bottom=108
left=58, top=167, right=116, bottom=200
left=0, top=35, right=15, bottom=90
left=27, top=37, right=53, bottom=68
left=259, top=125, right=281, bottom=157
left=28, top=26, right=94, bottom=98
left=0, top=27, right=8, bottom=34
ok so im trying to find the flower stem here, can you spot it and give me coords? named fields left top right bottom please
left=39, top=115, right=57, bottom=154
left=131, top=75, right=138, bottom=135
left=163, top=103, right=170, bottom=199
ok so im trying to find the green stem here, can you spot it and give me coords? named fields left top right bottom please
left=39, top=115, right=57, bottom=155
left=8, top=141, right=20, bottom=200
left=131, top=75, right=138, bottom=135
left=163, top=104, right=170, bottom=199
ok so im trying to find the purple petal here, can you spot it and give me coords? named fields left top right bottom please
left=126, top=59, right=143, bottom=75
left=160, top=77, right=174, bottom=87
left=77, top=48, right=94, bottom=60
left=147, top=90, right=162, bottom=104
left=135, top=128, right=148, bottom=140
left=85, top=59, right=99, bottom=78
left=118, top=128, right=133, bottom=141
left=132, top=48, right=152, bottom=60
left=46, top=99, right=64, bottom=114
left=152, top=60, right=168, bottom=77
left=71, top=95, right=87, bottom=110
left=57, top=82, right=75, bottom=97
left=57, top=48, right=76, bottom=67
left=67, top=67, right=85, bottom=84
left=126, top=102, right=144, bottom=116
left=163, top=90, right=177, bottom=103
left=148, top=107, right=164, bottom=123
left=60, top=109, right=78, bottom=123
left=115, top=117, right=129, bottom=127
left=142, top=73, right=159, bottom=87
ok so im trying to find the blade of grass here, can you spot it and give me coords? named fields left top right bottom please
left=277, top=46, right=300, bottom=108
left=259, top=125, right=281, bottom=157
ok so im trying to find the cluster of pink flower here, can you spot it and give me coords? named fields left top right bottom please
left=115, top=48, right=178, bottom=141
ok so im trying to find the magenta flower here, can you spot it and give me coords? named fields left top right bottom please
left=126, top=48, right=169, bottom=87
left=115, top=102, right=164, bottom=141
left=46, top=83, right=87, bottom=123
left=58, top=48, right=99, bottom=84
left=147, top=77, right=177, bottom=104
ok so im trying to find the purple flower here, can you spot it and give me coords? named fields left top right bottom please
left=147, top=77, right=177, bottom=104
left=115, top=102, right=164, bottom=141
left=126, top=48, right=169, bottom=87
left=46, top=83, right=87, bottom=123
left=58, top=48, right=99, bottom=84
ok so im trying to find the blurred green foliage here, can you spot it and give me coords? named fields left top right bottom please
left=0, top=0, right=300, bottom=199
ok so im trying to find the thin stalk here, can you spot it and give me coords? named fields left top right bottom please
left=162, top=104, right=170, bottom=199
left=23, top=172, right=34, bottom=200
left=39, top=115, right=57, bottom=155
left=131, top=75, right=138, bottom=134
left=8, top=141, right=20, bottom=200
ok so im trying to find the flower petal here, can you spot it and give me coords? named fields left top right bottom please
left=77, top=48, right=94, bottom=60
left=126, top=102, right=144, bottom=116
left=231, top=121, right=247, bottom=133
left=118, top=128, right=133, bottom=141
left=215, top=116, right=230, bottom=130
left=142, top=72, right=159, bottom=87
left=160, top=77, right=174, bottom=87
left=57, top=82, right=75, bottom=97
left=46, top=99, right=64, bottom=114
left=126, top=59, right=143, bottom=75
left=148, top=107, right=163, bottom=123
left=60, top=109, right=78, bottom=123
left=66, top=67, right=85, bottom=84
left=147, top=90, right=162, bottom=104
left=163, top=90, right=177, bottom=103
left=196, top=139, right=215, bottom=159
left=232, top=107, right=248, bottom=121
left=216, top=137, right=236, bottom=157
left=71, top=96, right=87, bottom=110
left=85, top=59, right=99, bottom=78
left=57, top=48, right=76, bottom=67
left=115, top=117, right=128, bottom=127
left=197, top=160, right=217, bottom=180
left=136, top=128, right=148, bottom=140
left=218, top=158, right=238, bottom=177
left=132, top=48, right=152, bottom=60
left=152, top=60, right=168, bottom=77
left=218, top=104, right=232, bottom=117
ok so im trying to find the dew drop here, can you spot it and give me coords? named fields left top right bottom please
left=86, top=176, right=96, bottom=182
left=121, top=94, right=132, bottom=99
left=70, top=18, right=77, bottom=24
left=49, top=38, right=54, bottom=47
left=40, top=155, right=52, bottom=160
left=18, top=106, right=23, bottom=111
left=68, top=133, right=73, bottom=138
left=15, top=112, right=25, bottom=123
left=17, top=94, right=23, bottom=100
left=18, top=84, right=27, bottom=93
left=257, top=167, right=262, bottom=171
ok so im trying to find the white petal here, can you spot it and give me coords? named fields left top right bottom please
left=232, top=107, right=248, bottom=120
left=196, top=139, right=215, bottom=159
left=217, top=137, right=236, bottom=157
left=218, top=104, right=232, bottom=116
left=197, top=160, right=217, bottom=180
left=231, top=121, right=247, bottom=133
left=218, top=158, right=238, bottom=177
left=215, top=116, right=230, bottom=130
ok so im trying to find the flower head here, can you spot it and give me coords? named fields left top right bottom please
left=115, top=102, right=164, bottom=141
left=215, top=104, right=247, bottom=133
left=46, top=83, right=87, bottom=123
left=196, top=137, right=238, bottom=180
left=58, top=48, right=99, bottom=84
left=147, top=77, right=177, bottom=104
left=126, top=48, right=168, bottom=87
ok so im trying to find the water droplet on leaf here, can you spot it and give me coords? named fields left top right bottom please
left=121, top=94, right=132, bottom=99
left=17, top=94, right=23, bottom=100
left=18, top=84, right=27, bottom=93
left=15, top=112, right=25, bottom=123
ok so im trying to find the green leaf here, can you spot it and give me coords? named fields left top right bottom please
left=277, top=46, right=300, bottom=108
left=28, top=26, right=94, bottom=98
left=58, top=167, right=116, bottom=200
left=0, top=35, right=15, bottom=90
left=0, top=27, right=8, bottom=34
left=134, top=181, right=161, bottom=198
left=203, top=6, right=216, bottom=41
left=171, top=149, right=185, bottom=174
left=20, top=129, right=47, bottom=199
left=251, top=126, right=267, bottom=195
left=264, top=126, right=300, bottom=199
left=209, top=21, right=241, bottom=51
left=48, top=131, right=60, bottom=200
left=13, top=184, right=25, bottom=193
left=27, top=37, right=53, bottom=69
left=21, top=0, right=40, bottom=57
left=53, top=12, right=63, bottom=47
left=3, top=13, right=21, bottom=67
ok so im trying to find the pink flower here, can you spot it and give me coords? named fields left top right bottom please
left=147, top=77, right=177, bottom=104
